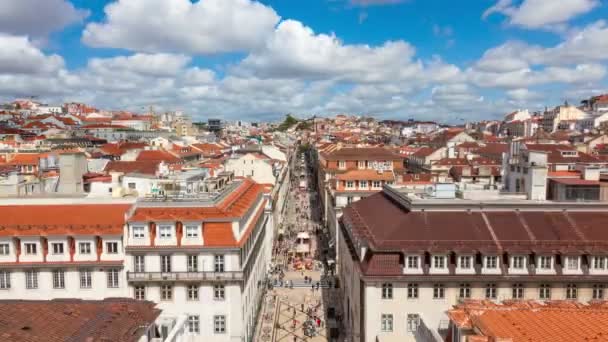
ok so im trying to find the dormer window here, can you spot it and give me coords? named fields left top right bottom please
left=593, top=256, right=607, bottom=270
left=407, top=256, right=419, bottom=269
left=539, top=256, right=552, bottom=270
left=346, top=181, right=355, bottom=189
left=133, top=226, right=145, bottom=238
left=359, top=180, right=368, bottom=188
left=358, top=161, right=366, bottom=169
left=185, top=225, right=199, bottom=238
left=486, top=256, right=498, bottom=269
left=459, top=256, right=472, bottom=269
left=566, top=256, right=579, bottom=270
left=339, top=161, right=346, bottom=169
left=25, top=243, right=37, bottom=255
left=433, top=256, right=446, bottom=269
left=159, top=225, right=173, bottom=238
left=512, top=256, right=525, bottom=269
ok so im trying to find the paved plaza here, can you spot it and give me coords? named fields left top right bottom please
left=256, top=150, right=341, bottom=342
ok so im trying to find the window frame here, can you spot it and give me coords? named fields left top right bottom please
left=214, top=255, right=225, bottom=272
left=407, top=256, right=419, bottom=269
left=486, top=256, right=498, bottom=269
left=539, top=284, right=551, bottom=300
left=0, top=271, right=10, bottom=289
left=106, top=242, right=119, bottom=254
left=188, top=315, right=200, bottom=334
left=132, top=226, right=145, bottom=239
left=185, top=225, right=199, bottom=238
left=80, top=269, right=92, bottom=289
left=485, top=283, right=497, bottom=299
left=159, top=225, right=173, bottom=239
left=214, top=315, right=226, bottom=334
left=512, top=283, right=524, bottom=299
left=433, top=284, right=445, bottom=299
left=52, top=269, right=65, bottom=289
left=381, top=283, right=393, bottom=299
left=380, top=313, right=393, bottom=332
left=187, top=285, right=199, bottom=301
left=539, top=256, right=552, bottom=270
left=433, top=255, right=446, bottom=269
left=459, top=255, right=472, bottom=269
left=187, top=255, right=198, bottom=272
left=407, top=283, right=419, bottom=299
left=593, top=284, right=604, bottom=300
left=0, top=243, right=9, bottom=255
left=52, top=243, right=64, bottom=255
left=214, top=284, right=226, bottom=301
left=107, top=269, right=120, bottom=288
left=25, top=270, right=38, bottom=289
left=566, top=284, right=577, bottom=299
left=78, top=242, right=91, bottom=255
left=160, top=285, right=173, bottom=301
left=24, top=243, right=37, bottom=255
left=459, top=283, right=471, bottom=298
left=134, top=285, right=145, bottom=300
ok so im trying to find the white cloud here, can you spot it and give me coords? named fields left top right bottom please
left=506, top=88, right=542, bottom=101
left=0, top=0, right=88, bottom=39
left=483, top=0, right=598, bottom=29
left=82, top=0, right=280, bottom=54
left=87, top=53, right=191, bottom=78
left=0, top=34, right=64, bottom=74
left=237, top=19, right=462, bottom=86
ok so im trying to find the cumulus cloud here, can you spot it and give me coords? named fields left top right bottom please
left=0, top=0, right=88, bottom=39
left=87, top=53, right=192, bottom=78
left=0, top=34, right=64, bottom=74
left=82, top=0, right=280, bottom=54
left=483, top=0, right=598, bottom=29
left=236, top=20, right=461, bottom=86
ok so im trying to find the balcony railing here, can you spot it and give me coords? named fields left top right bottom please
left=127, top=271, right=244, bottom=282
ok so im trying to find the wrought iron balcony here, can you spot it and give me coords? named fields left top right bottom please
left=126, top=271, right=244, bottom=282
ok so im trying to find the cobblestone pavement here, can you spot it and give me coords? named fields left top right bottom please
left=256, top=149, right=341, bottom=342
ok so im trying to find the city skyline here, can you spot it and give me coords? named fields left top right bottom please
left=1, top=0, right=608, bottom=122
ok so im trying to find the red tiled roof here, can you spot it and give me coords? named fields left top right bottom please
left=0, top=204, right=132, bottom=236
left=8, top=153, right=42, bottom=165
left=341, top=191, right=608, bottom=266
left=0, top=299, right=160, bottom=342
left=525, top=143, right=602, bottom=164
left=136, top=150, right=182, bottom=164
left=411, top=147, right=436, bottom=157
left=550, top=178, right=600, bottom=186
left=104, top=161, right=160, bottom=175
left=449, top=300, right=608, bottom=342
left=335, top=169, right=395, bottom=181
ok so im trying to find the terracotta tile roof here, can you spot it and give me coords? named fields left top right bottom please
left=525, top=143, right=603, bottom=164
left=0, top=299, right=160, bottom=342
left=321, top=147, right=402, bottom=161
left=129, top=179, right=266, bottom=247
left=8, top=153, right=42, bottom=165
left=341, top=191, right=608, bottom=266
left=0, top=204, right=132, bottom=236
left=362, top=253, right=402, bottom=276
left=432, top=158, right=469, bottom=166
left=449, top=300, right=608, bottom=342
left=335, top=169, right=395, bottom=181
left=203, top=222, right=237, bottom=247
left=411, top=147, right=436, bottom=157
left=104, top=160, right=160, bottom=175
left=550, top=178, right=600, bottom=186
left=400, top=173, right=433, bottom=184
left=136, top=150, right=182, bottom=164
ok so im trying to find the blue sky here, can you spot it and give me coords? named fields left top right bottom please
left=1, top=0, right=607, bottom=122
